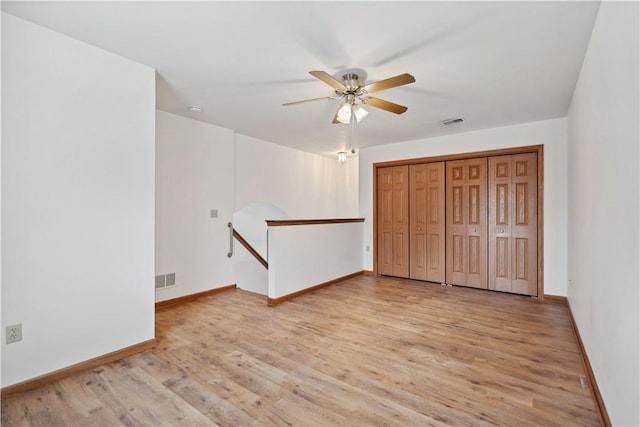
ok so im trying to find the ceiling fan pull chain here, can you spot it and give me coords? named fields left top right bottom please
left=350, top=109, right=356, bottom=152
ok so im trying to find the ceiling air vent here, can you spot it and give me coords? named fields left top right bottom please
left=440, top=117, right=464, bottom=126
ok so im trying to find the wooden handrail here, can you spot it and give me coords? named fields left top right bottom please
left=266, top=218, right=365, bottom=227
left=232, top=229, right=268, bottom=269
left=234, top=218, right=364, bottom=269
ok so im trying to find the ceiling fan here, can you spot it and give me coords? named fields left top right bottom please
left=283, top=70, right=415, bottom=124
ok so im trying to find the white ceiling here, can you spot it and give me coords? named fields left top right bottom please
left=2, top=1, right=600, bottom=156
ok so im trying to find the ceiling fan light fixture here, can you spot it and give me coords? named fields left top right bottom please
left=352, top=104, right=369, bottom=122
left=336, top=103, right=352, bottom=124
left=337, top=151, right=348, bottom=164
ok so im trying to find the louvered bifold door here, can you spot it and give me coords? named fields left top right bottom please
left=409, top=162, right=445, bottom=282
left=488, top=153, right=537, bottom=295
left=446, top=158, right=488, bottom=289
left=377, top=165, right=409, bottom=278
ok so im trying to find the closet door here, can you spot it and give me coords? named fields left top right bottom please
left=446, top=158, right=488, bottom=289
left=377, top=165, right=409, bottom=277
left=488, top=153, right=537, bottom=295
left=409, top=162, right=445, bottom=282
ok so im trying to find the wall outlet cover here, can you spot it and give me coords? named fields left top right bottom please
left=6, top=324, right=22, bottom=344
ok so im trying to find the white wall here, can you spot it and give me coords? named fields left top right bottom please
left=233, top=135, right=360, bottom=296
left=567, top=2, right=639, bottom=425
left=235, top=134, right=358, bottom=219
left=359, top=118, right=568, bottom=296
left=232, top=203, right=289, bottom=295
left=155, top=110, right=235, bottom=302
left=155, top=116, right=361, bottom=300
left=1, top=14, right=155, bottom=387
left=268, top=222, right=364, bottom=299
left=0, top=11, right=4, bottom=362
left=233, top=244, right=269, bottom=296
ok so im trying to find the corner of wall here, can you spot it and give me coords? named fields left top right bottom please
left=565, top=2, right=640, bottom=424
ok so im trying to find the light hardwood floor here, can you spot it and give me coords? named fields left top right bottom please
left=2, top=276, right=601, bottom=426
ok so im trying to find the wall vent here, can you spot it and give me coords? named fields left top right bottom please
left=166, top=273, right=176, bottom=287
left=155, top=275, right=166, bottom=289
left=155, top=273, right=176, bottom=290
left=440, top=117, right=464, bottom=126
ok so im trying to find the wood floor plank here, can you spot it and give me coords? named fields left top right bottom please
left=162, top=375, right=263, bottom=427
left=2, top=276, right=601, bottom=426
left=86, top=362, right=216, bottom=426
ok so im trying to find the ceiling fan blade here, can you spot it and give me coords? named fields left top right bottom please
left=362, top=73, right=415, bottom=93
left=362, top=97, right=408, bottom=114
left=282, top=96, right=336, bottom=106
left=309, top=70, right=347, bottom=91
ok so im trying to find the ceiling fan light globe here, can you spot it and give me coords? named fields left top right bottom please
left=336, top=103, right=352, bottom=124
left=352, top=104, right=369, bottom=122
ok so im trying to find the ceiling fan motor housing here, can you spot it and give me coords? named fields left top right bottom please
left=342, top=73, right=362, bottom=92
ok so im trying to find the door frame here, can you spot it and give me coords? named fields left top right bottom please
left=372, top=144, right=544, bottom=299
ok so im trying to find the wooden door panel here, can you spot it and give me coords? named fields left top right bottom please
left=446, top=158, right=487, bottom=288
left=515, top=183, right=530, bottom=225
left=488, top=153, right=537, bottom=295
left=393, top=166, right=409, bottom=277
left=468, top=185, right=481, bottom=224
left=380, top=189, right=393, bottom=225
left=446, top=161, right=465, bottom=285
left=496, top=237, right=509, bottom=277
left=426, top=162, right=445, bottom=283
left=496, top=184, right=509, bottom=225
left=380, top=231, right=393, bottom=275
left=378, top=166, right=409, bottom=278
left=467, top=159, right=488, bottom=289
left=409, top=165, right=428, bottom=280
left=511, top=153, right=537, bottom=295
left=414, top=234, right=427, bottom=271
left=377, top=168, right=394, bottom=276
left=428, top=234, right=440, bottom=270
left=489, top=155, right=512, bottom=292
left=410, top=162, right=445, bottom=282
left=451, top=186, right=463, bottom=224
left=452, top=234, right=464, bottom=271
left=393, top=232, right=405, bottom=266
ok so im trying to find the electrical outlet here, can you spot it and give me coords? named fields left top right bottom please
left=6, top=324, right=22, bottom=344
left=366, top=245, right=370, bottom=252
left=210, top=209, right=218, bottom=218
